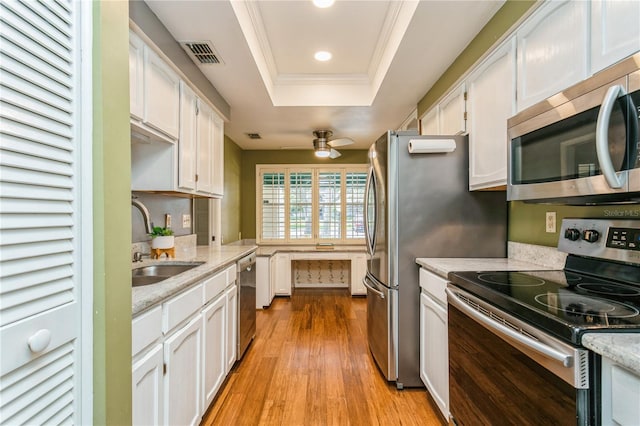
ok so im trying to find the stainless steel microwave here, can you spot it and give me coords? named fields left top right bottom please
left=507, top=53, right=640, bottom=204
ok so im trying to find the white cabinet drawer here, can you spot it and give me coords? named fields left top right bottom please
left=419, top=268, right=448, bottom=305
left=132, top=305, right=162, bottom=358
left=163, top=284, right=203, bottom=334
left=204, top=264, right=236, bottom=303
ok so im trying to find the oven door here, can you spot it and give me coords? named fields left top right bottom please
left=446, top=287, right=593, bottom=426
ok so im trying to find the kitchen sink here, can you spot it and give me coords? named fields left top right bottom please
left=132, top=262, right=204, bottom=287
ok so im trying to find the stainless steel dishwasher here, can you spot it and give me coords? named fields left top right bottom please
left=237, top=252, right=256, bottom=360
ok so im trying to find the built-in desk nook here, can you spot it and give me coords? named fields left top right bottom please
left=255, top=246, right=367, bottom=308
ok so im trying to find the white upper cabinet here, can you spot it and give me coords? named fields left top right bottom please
left=129, top=30, right=180, bottom=142
left=130, top=30, right=224, bottom=198
left=439, top=83, right=466, bottom=135
left=129, top=31, right=145, bottom=121
left=196, top=100, right=216, bottom=195
left=516, top=0, right=588, bottom=111
left=144, top=48, right=180, bottom=140
left=398, top=108, right=418, bottom=132
left=211, top=112, right=224, bottom=197
left=179, top=82, right=198, bottom=191
left=590, top=0, right=640, bottom=74
left=180, top=92, right=224, bottom=197
left=420, top=107, right=439, bottom=135
left=467, top=38, right=516, bottom=190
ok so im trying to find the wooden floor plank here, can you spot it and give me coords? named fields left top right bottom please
left=202, top=288, right=443, bottom=425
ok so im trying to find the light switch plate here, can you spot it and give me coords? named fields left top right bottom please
left=182, top=214, right=191, bottom=228
left=165, top=214, right=171, bottom=228
left=546, top=211, right=556, bottom=233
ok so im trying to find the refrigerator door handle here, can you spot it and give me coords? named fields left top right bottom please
left=363, top=275, right=385, bottom=299
left=364, top=166, right=376, bottom=256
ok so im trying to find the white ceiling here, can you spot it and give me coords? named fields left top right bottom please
left=146, top=0, right=504, bottom=151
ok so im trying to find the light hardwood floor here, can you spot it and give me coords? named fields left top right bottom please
left=202, top=289, right=443, bottom=425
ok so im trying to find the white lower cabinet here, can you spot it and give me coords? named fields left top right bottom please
left=225, top=285, right=238, bottom=373
left=132, top=262, right=243, bottom=426
left=132, top=344, right=164, bottom=426
left=419, top=268, right=450, bottom=421
left=274, top=253, right=292, bottom=296
left=601, top=356, right=640, bottom=425
left=256, top=256, right=272, bottom=308
left=350, top=253, right=367, bottom=296
left=164, top=315, right=203, bottom=426
left=202, top=293, right=227, bottom=408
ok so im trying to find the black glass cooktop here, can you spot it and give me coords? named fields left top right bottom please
left=448, top=268, right=640, bottom=346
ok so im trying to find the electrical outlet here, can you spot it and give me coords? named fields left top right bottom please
left=546, top=211, right=556, bottom=233
left=182, top=214, right=191, bottom=228
left=165, top=214, right=171, bottom=228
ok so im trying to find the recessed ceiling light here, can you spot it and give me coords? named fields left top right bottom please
left=313, top=0, right=335, bottom=8
left=314, top=51, right=332, bottom=62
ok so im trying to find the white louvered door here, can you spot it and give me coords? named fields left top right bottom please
left=0, top=0, right=88, bottom=424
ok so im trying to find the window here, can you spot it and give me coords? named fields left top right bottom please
left=257, top=165, right=367, bottom=244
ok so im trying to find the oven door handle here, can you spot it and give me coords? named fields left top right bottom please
left=445, top=288, right=573, bottom=368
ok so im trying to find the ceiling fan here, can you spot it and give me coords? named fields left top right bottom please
left=312, top=130, right=353, bottom=158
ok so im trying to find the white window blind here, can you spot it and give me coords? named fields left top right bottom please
left=257, top=165, right=367, bottom=244
left=289, top=171, right=312, bottom=240
left=261, top=172, right=284, bottom=240
left=0, top=0, right=84, bottom=423
left=345, top=171, right=366, bottom=239
left=318, top=171, right=341, bottom=239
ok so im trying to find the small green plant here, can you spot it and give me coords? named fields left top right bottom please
left=149, top=226, right=174, bottom=237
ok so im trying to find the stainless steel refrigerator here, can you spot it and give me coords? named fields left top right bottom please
left=363, top=130, right=507, bottom=388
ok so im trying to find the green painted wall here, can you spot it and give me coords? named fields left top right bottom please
left=510, top=202, right=640, bottom=246
left=240, top=150, right=368, bottom=239
left=417, top=0, right=537, bottom=116
left=222, top=136, right=242, bottom=244
left=92, top=2, right=132, bottom=425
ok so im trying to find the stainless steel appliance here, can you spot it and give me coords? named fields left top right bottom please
left=508, top=52, right=640, bottom=204
left=447, top=218, right=640, bottom=425
left=363, top=131, right=507, bottom=388
left=237, top=252, right=256, bottom=360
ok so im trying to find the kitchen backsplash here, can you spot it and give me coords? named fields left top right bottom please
left=131, top=192, right=192, bottom=242
left=131, top=234, right=197, bottom=260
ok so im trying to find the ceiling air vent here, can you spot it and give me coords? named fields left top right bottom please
left=181, top=41, right=223, bottom=65
left=245, top=133, right=262, bottom=139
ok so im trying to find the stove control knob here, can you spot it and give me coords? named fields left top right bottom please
left=564, top=228, right=581, bottom=241
left=582, top=229, right=600, bottom=243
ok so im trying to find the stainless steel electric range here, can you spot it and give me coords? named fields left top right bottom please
left=446, top=218, right=640, bottom=426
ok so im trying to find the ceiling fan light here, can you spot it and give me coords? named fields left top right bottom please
left=315, top=149, right=331, bottom=158
left=312, top=0, right=335, bottom=8
left=313, top=138, right=331, bottom=158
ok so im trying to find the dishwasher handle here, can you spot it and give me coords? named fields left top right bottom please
left=237, top=252, right=256, bottom=272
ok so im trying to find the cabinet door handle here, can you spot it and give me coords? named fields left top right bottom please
left=28, top=329, right=52, bottom=354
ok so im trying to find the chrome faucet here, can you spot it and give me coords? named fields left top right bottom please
left=131, top=196, right=153, bottom=235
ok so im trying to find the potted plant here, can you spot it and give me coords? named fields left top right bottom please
left=149, top=226, right=174, bottom=249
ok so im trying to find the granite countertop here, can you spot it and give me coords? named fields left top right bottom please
left=415, top=257, right=555, bottom=278
left=582, top=333, right=640, bottom=375
left=256, top=245, right=366, bottom=256
left=132, top=244, right=257, bottom=316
